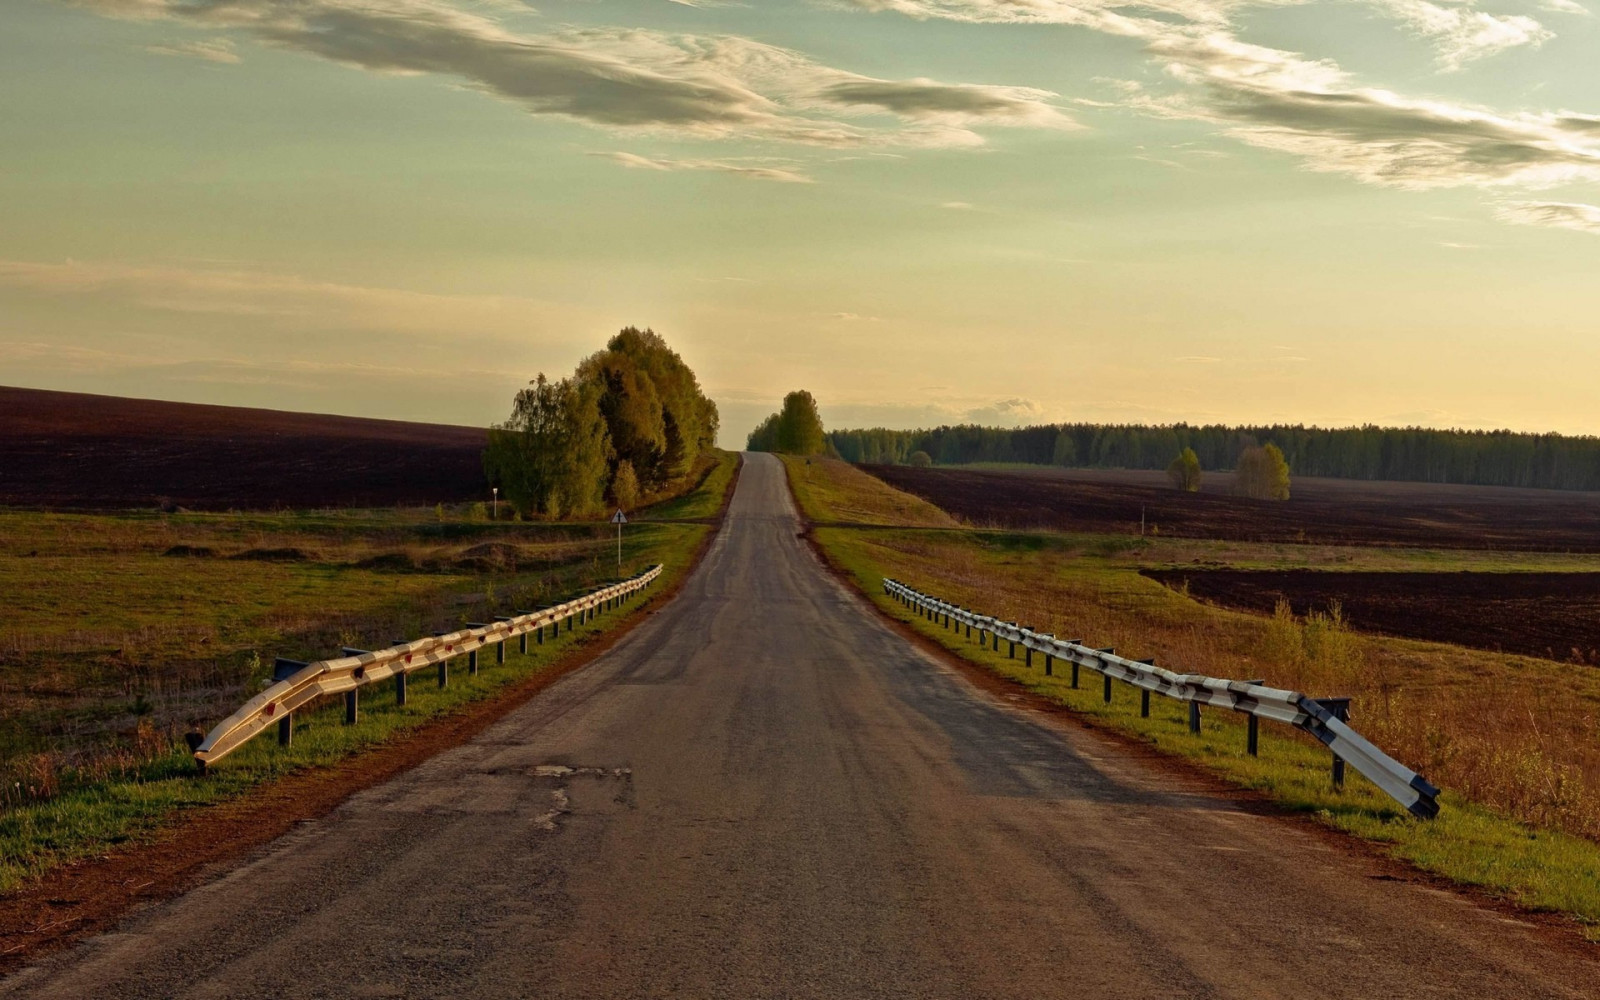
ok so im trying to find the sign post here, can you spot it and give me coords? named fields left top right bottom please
left=611, top=509, right=627, bottom=570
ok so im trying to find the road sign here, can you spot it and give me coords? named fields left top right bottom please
left=612, top=510, right=627, bottom=524
left=612, top=510, right=626, bottom=569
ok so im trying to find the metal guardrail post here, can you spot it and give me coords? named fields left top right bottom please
left=466, top=625, right=487, bottom=675
left=390, top=639, right=408, bottom=705
left=341, top=648, right=371, bottom=725
left=432, top=632, right=450, bottom=688
left=1319, top=697, right=1352, bottom=787
left=272, top=658, right=306, bottom=746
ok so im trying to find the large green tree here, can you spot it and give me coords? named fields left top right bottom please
left=579, top=327, right=720, bottom=489
left=484, top=374, right=613, bottom=517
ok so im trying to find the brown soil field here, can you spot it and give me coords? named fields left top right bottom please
left=864, top=464, right=1600, bottom=552
left=1142, top=568, right=1600, bottom=664
left=0, top=386, right=488, bottom=509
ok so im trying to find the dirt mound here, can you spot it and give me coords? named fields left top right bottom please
left=0, top=386, right=488, bottom=510
left=162, top=545, right=215, bottom=558
left=1145, top=568, right=1600, bottom=663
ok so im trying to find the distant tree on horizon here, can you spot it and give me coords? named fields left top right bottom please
left=909, top=450, right=932, bottom=468
left=747, top=390, right=827, bottom=456
left=1235, top=443, right=1290, bottom=500
left=1167, top=447, right=1202, bottom=492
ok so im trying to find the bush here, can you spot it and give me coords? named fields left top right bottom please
left=1235, top=443, right=1290, bottom=500
left=908, top=451, right=932, bottom=468
left=1166, top=447, right=1202, bottom=491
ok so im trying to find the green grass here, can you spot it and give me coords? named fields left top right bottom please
left=0, top=453, right=737, bottom=894
left=788, top=466, right=1600, bottom=936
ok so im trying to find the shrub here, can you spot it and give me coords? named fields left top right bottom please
left=1235, top=443, right=1290, bottom=500
left=1166, top=447, right=1202, bottom=491
left=909, top=450, right=933, bottom=468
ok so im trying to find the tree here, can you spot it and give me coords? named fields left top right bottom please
left=1167, top=447, right=1202, bottom=492
left=578, top=327, right=720, bottom=491
left=908, top=450, right=932, bottom=468
left=747, top=390, right=827, bottom=455
left=484, top=374, right=614, bottom=518
left=610, top=459, right=640, bottom=511
left=1235, top=443, right=1290, bottom=500
left=776, top=390, right=826, bottom=455
left=746, top=413, right=780, bottom=453
left=1051, top=430, right=1077, bottom=467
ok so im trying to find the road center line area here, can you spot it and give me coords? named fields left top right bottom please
left=5, top=452, right=1598, bottom=999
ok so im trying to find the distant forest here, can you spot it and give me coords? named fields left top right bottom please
left=827, top=424, right=1600, bottom=492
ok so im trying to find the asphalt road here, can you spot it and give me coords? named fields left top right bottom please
left=6, top=452, right=1598, bottom=999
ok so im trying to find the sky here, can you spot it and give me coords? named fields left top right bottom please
left=2, top=0, right=1598, bottom=445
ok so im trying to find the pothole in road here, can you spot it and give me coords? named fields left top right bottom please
left=527, top=764, right=634, bottom=830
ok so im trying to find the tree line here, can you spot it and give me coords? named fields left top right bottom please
left=828, top=422, right=1600, bottom=491
left=484, top=328, right=719, bottom=517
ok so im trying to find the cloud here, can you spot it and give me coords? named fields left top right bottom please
left=963, top=397, right=1044, bottom=425
left=66, top=0, right=1071, bottom=149
left=597, top=151, right=814, bottom=182
left=846, top=0, right=1600, bottom=193
left=816, top=78, right=1074, bottom=128
left=1368, top=0, right=1551, bottom=69
left=1541, top=0, right=1590, bottom=14
left=939, top=200, right=975, bottom=209
left=1495, top=200, right=1600, bottom=233
left=146, top=37, right=239, bottom=63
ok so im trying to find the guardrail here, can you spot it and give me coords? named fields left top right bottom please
left=883, top=577, right=1440, bottom=819
left=191, top=565, right=664, bottom=770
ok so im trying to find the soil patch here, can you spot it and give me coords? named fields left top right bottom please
left=1145, top=568, right=1600, bottom=663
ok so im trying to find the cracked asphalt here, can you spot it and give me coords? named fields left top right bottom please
left=5, top=451, right=1598, bottom=998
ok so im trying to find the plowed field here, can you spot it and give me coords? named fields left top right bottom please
left=864, top=464, right=1600, bottom=552
left=1142, top=568, right=1600, bottom=663
left=0, top=386, right=487, bottom=509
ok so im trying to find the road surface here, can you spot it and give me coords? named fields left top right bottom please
left=5, top=452, right=1598, bottom=998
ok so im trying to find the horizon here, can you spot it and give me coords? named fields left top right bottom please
left=11, top=382, right=1600, bottom=447
left=5, top=0, right=1599, bottom=446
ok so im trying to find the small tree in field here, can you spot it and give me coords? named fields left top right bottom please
left=1167, top=447, right=1202, bottom=491
left=908, top=450, right=932, bottom=468
left=1235, top=443, right=1290, bottom=500
left=611, top=459, right=640, bottom=511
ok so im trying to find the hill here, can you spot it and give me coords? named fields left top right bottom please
left=0, top=386, right=488, bottom=509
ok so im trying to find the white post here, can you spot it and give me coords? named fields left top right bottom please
left=492, top=487, right=498, bottom=520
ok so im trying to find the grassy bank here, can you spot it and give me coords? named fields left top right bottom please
left=0, top=451, right=737, bottom=893
left=783, top=456, right=1600, bottom=934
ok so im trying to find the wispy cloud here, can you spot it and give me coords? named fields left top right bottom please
left=1495, top=200, right=1600, bottom=233
left=145, top=37, right=239, bottom=63
left=847, top=0, right=1600, bottom=200
left=67, top=0, right=1071, bottom=149
left=939, top=200, right=975, bottom=209
left=597, top=151, right=815, bottom=182
left=1369, top=0, right=1551, bottom=69
left=1540, top=0, right=1590, bottom=15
